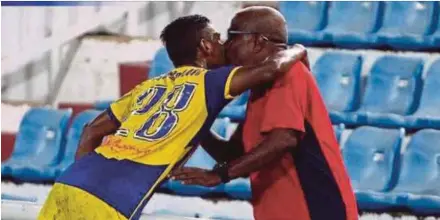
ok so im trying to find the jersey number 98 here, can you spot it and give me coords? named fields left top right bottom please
left=134, top=83, right=196, bottom=141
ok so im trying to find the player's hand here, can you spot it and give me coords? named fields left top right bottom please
left=170, top=167, right=222, bottom=187
left=270, top=44, right=307, bottom=73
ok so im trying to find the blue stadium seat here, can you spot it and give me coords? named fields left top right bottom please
left=333, top=123, right=345, bottom=143
left=210, top=117, right=232, bottom=141
left=167, top=146, right=224, bottom=196
left=404, top=59, right=440, bottom=129
left=391, top=129, right=440, bottom=214
left=1, top=108, right=72, bottom=181
left=323, top=2, right=382, bottom=48
left=342, top=56, right=424, bottom=127
left=312, top=52, right=362, bottom=114
left=342, top=126, right=404, bottom=210
left=149, top=47, right=174, bottom=78
left=376, top=1, right=438, bottom=50
left=224, top=177, right=252, bottom=200
left=94, top=100, right=113, bottom=110
left=279, top=1, right=328, bottom=45
left=218, top=91, right=249, bottom=121
left=427, top=16, right=440, bottom=48
left=54, top=110, right=101, bottom=177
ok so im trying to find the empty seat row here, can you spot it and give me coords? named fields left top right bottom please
left=279, top=1, right=440, bottom=50
left=2, top=108, right=101, bottom=182
left=319, top=54, right=440, bottom=129
left=216, top=54, right=440, bottom=130
left=344, top=127, right=440, bottom=214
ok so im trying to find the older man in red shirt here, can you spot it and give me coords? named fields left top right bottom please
left=172, top=6, right=358, bottom=220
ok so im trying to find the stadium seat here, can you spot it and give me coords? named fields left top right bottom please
left=312, top=52, right=362, bottom=113
left=279, top=1, right=328, bottom=45
left=149, top=47, right=173, bottom=78
left=342, top=126, right=404, bottom=210
left=210, top=117, right=233, bottom=141
left=323, top=1, right=383, bottom=48
left=333, top=123, right=345, bottom=143
left=346, top=56, right=424, bottom=127
left=224, top=178, right=252, bottom=200
left=94, top=100, right=113, bottom=110
left=376, top=1, right=438, bottom=50
left=218, top=91, right=249, bottom=121
left=404, top=59, right=440, bottom=129
left=391, top=129, right=440, bottom=214
left=167, top=146, right=224, bottom=196
left=1, top=108, right=72, bottom=181
left=54, top=110, right=101, bottom=177
left=427, top=16, right=440, bottom=48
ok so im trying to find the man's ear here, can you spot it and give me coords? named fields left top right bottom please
left=252, top=35, right=266, bottom=53
left=200, top=39, right=213, bottom=56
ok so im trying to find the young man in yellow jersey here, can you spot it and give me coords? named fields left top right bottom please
left=38, top=15, right=307, bottom=220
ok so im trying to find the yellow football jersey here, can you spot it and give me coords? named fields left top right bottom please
left=52, top=65, right=240, bottom=220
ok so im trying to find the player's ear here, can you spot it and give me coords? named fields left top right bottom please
left=199, top=38, right=213, bottom=56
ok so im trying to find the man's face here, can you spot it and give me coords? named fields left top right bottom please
left=224, top=21, right=255, bottom=66
left=202, top=25, right=226, bottom=69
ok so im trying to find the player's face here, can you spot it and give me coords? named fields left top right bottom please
left=202, top=25, right=226, bottom=69
left=224, top=22, right=256, bottom=66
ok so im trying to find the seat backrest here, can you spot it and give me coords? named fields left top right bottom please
left=360, top=56, right=423, bottom=115
left=416, top=59, right=440, bottom=116
left=313, top=52, right=362, bottom=112
left=332, top=123, right=345, bottom=143
left=279, top=1, right=328, bottom=31
left=11, top=107, right=72, bottom=166
left=393, top=129, right=440, bottom=195
left=62, top=110, right=102, bottom=164
left=379, top=1, right=437, bottom=35
left=210, top=118, right=230, bottom=141
left=184, top=146, right=216, bottom=169
left=148, top=47, right=174, bottom=79
left=342, top=126, right=404, bottom=191
left=326, top=1, right=382, bottom=33
left=228, top=90, right=250, bottom=107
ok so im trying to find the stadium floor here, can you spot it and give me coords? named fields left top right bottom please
left=2, top=182, right=439, bottom=220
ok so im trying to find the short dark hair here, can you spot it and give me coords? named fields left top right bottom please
left=160, top=15, right=211, bottom=67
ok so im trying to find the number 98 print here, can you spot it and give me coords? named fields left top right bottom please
left=123, top=83, right=198, bottom=142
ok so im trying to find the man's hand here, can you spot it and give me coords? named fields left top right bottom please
left=171, top=167, right=222, bottom=187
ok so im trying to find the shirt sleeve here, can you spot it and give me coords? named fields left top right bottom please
left=107, top=88, right=137, bottom=126
left=260, top=62, right=309, bottom=134
left=204, top=65, right=241, bottom=116
left=205, top=65, right=242, bottom=101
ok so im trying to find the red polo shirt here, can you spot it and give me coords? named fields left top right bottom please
left=242, top=62, right=358, bottom=220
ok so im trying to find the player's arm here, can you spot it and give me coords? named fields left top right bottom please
left=227, top=44, right=306, bottom=96
left=75, top=112, right=119, bottom=160
left=201, top=123, right=245, bottom=163
left=75, top=86, right=138, bottom=160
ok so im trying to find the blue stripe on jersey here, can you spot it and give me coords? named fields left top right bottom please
left=293, top=121, right=346, bottom=220
left=56, top=152, right=167, bottom=219
left=106, top=107, right=121, bottom=127
left=186, top=65, right=236, bottom=147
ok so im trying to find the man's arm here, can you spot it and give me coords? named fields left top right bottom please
left=74, top=111, right=119, bottom=160
left=172, top=62, right=310, bottom=186
left=201, top=123, right=245, bottom=163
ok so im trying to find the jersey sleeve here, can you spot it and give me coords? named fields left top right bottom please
left=260, top=62, right=309, bottom=134
left=107, top=89, right=137, bottom=126
left=204, top=65, right=241, bottom=115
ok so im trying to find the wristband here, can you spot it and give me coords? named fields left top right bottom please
left=213, top=162, right=230, bottom=183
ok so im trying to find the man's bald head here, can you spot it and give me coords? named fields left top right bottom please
left=231, top=6, right=287, bottom=44
left=225, top=6, right=288, bottom=66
